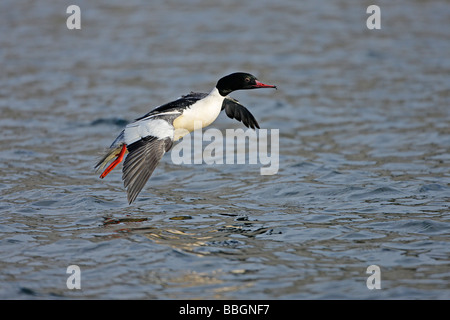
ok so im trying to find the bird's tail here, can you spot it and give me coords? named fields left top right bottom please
left=95, top=144, right=128, bottom=179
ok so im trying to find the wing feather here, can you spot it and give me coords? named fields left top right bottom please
left=122, top=136, right=173, bottom=204
left=221, top=97, right=260, bottom=129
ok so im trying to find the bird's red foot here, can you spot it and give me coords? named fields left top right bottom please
left=99, top=144, right=127, bottom=179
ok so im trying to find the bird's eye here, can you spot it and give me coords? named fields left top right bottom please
left=245, top=77, right=250, bottom=82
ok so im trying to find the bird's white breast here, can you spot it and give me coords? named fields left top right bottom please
left=173, top=88, right=224, bottom=134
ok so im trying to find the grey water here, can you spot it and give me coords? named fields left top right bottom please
left=1, top=0, right=449, bottom=299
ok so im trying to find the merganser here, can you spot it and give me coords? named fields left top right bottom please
left=95, top=72, right=276, bottom=204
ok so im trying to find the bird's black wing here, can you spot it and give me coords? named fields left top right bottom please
left=221, top=97, right=260, bottom=129
left=135, top=92, right=208, bottom=121
left=122, top=136, right=173, bottom=204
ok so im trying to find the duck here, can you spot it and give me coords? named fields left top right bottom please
left=95, top=72, right=277, bottom=204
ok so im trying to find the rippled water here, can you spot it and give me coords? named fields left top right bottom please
left=1, top=0, right=449, bottom=299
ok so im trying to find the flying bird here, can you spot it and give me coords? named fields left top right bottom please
left=95, top=72, right=277, bottom=204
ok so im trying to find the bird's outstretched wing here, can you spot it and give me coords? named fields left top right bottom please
left=221, top=97, right=260, bottom=129
left=122, top=136, right=173, bottom=204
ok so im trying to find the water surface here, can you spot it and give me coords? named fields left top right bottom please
left=0, top=0, right=449, bottom=299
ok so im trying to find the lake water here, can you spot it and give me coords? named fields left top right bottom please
left=1, top=0, right=449, bottom=299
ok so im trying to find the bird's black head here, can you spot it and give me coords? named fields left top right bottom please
left=216, top=72, right=277, bottom=96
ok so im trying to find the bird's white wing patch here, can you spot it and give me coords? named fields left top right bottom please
left=124, top=118, right=174, bottom=145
